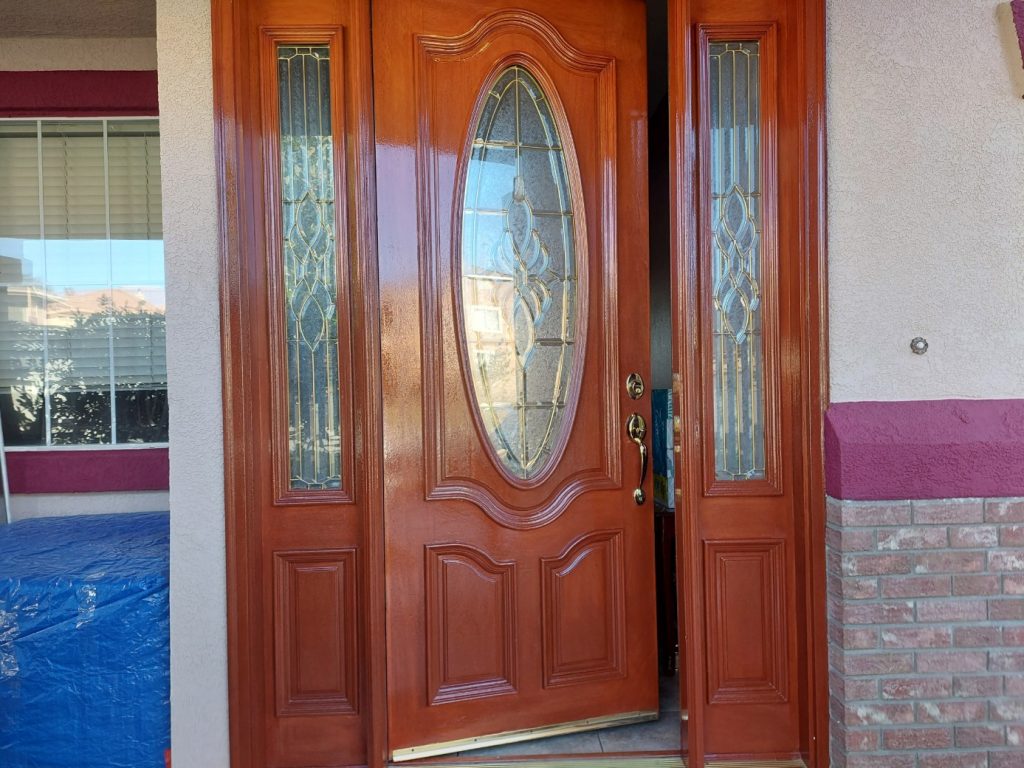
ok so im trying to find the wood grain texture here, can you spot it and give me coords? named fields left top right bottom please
left=704, top=539, right=787, bottom=704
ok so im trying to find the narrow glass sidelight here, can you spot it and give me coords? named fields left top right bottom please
left=708, top=41, right=765, bottom=481
left=277, top=45, right=342, bottom=490
left=460, top=65, right=581, bottom=481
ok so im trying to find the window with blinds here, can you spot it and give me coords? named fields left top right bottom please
left=0, top=119, right=166, bottom=447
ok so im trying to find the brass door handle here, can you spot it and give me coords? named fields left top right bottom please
left=626, top=413, right=648, bottom=505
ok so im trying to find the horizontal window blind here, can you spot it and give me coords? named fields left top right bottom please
left=0, top=119, right=166, bottom=446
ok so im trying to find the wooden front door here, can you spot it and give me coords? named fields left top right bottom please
left=374, top=0, right=656, bottom=760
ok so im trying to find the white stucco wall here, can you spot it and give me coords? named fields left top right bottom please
left=827, top=0, right=1024, bottom=403
left=155, top=0, right=229, bottom=764
left=0, top=37, right=157, bottom=70
left=10, top=491, right=170, bottom=521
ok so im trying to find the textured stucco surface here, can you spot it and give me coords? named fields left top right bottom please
left=9, top=491, right=170, bottom=521
left=827, top=0, right=1024, bottom=402
left=0, top=1, right=156, bottom=38
left=156, top=0, right=229, bottom=763
left=0, top=38, right=157, bottom=70
left=826, top=400, right=1024, bottom=500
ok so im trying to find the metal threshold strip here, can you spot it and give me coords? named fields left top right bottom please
left=393, top=759, right=685, bottom=768
left=391, top=759, right=807, bottom=768
left=392, top=758, right=807, bottom=768
left=391, top=711, right=659, bottom=762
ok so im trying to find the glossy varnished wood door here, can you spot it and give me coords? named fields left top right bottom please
left=373, top=0, right=657, bottom=759
left=216, top=0, right=382, bottom=765
left=670, top=0, right=828, bottom=765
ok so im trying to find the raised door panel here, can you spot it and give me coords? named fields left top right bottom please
left=542, top=530, right=626, bottom=687
left=426, top=544, right=518, bottom=704
left=704, top=539, right=787, bottom=704
left=274, top=549, right=359, bottom=716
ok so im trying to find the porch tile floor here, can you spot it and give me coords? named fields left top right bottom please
left=456, top=674, right=681, bottom=757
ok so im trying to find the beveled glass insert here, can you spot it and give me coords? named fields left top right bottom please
left=708, top=41, right=765, bottom=481
left=278, top=45, right=342, bottom=490
left=461, top=66, right=579, bottom=480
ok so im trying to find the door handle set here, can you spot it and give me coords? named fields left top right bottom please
left=624, top=372, right=649, bottom=505
left=626, top=413, right=648, bottom=505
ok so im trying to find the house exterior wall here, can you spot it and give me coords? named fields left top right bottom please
left=827, top=0, right=1024, bottom=403
left=0, top=37, right=157, bottom=71
left=825, top=3, right=1024, bottom=766
left=154, top=0, right=229, bottom=764
left=828, top=495, right=1024, bottom=768
left=153, top=0, right=1024, bottom=763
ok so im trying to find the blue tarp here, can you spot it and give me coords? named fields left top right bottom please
left=0, top=512, right=170, bottom=768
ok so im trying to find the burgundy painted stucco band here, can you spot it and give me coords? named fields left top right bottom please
left=826, top=399, right=1024, bottom=501
left=6, top=448, right=169, bottom=494
left=0, top=70, right=159, bottom=117
left=1012, top=0, right=1024, bottom=66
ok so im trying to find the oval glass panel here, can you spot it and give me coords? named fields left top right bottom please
left=460, top=65, right=581, bottom=481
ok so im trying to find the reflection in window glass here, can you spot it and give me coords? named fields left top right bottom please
left=708, top=42, right=765, bottom=480
left=461, top=66, right=580, bottom=480
left=277, top=45, right=342, bottom=490
left=0, top=119, right=166, bottom=446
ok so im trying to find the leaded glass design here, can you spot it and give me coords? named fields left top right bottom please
left=708, top=41, right=766, bottom=481
left=461, top=66, right=580, bottom=480
left=278, top=45, right=342, bottom=490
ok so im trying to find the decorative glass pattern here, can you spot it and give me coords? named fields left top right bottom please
left=708, top=41, right=765, bottom=481
left=461, top=66, right=579, bottom=480
left=277, top=45, right=342, bottom=490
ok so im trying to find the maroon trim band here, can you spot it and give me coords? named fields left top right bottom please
left=7, top=448, right=169, bottom=494
left=1012, top=0, right=1024, bottom=67
left=0, top=70, right=158, bottom=117
left=826, top=399, right=1024, bottom=501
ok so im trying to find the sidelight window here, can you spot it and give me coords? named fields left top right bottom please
left=708, top=41, right=766, bottom=482
left=277, top=44, right=343, bottom=491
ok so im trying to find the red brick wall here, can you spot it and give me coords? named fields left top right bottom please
left=828, top=497, right=1024, bottom=768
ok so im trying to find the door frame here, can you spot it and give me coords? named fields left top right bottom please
left=214, top=0, right=830, bottom=766
left=668, top=0, right=829, bottom=766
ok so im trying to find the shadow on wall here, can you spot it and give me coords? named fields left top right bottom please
left=998, top=2, right=1024, bottom=97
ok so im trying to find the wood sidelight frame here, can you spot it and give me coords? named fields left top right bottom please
left=668, top=0, right=829, bottom=766
left=214, top=0, right=387, bottom=765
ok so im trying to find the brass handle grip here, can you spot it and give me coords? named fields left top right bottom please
left=626, top=413, right=648, bottom=505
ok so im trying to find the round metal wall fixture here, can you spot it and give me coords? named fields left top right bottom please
left=910, top=337, right=929, bottom=355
